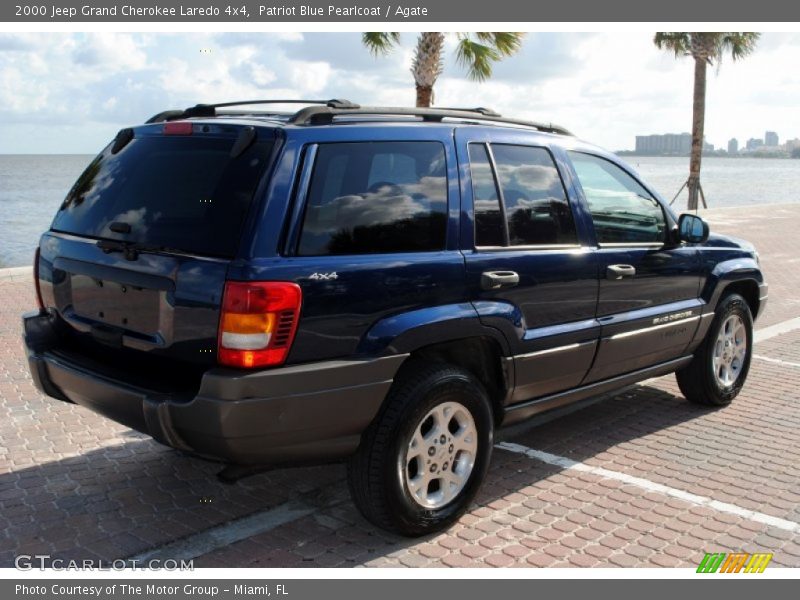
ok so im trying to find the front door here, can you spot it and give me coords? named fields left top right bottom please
left=565, top=151, right=702, bottom=383
left=456, top=130, right=600, bottom=404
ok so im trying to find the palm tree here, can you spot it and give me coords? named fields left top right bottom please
left=654, top=32, right=759, bottom=210
left=362, top=32, right=524, bottom=108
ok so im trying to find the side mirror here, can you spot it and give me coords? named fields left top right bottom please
left=678, top=213, right=709, bottom=244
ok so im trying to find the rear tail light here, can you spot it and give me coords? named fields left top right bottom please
left=33, top=247, right=44, bottom=310
left=218, top=281, right=302, bottom=368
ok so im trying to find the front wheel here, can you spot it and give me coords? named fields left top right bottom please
left=676, top=293, right=753, bottom=406
left=347, top=362, right=494, bottom=537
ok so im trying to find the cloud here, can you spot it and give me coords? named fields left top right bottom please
left=72, top=33, right=148, bottom=70
left=0, top=33, right=37, bottom=51
left=0, top=32, right=798, bottom=154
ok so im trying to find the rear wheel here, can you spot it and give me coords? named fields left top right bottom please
left=347, top=362, right=494, bottom=536
left=676, top=293, right=753, bottom=406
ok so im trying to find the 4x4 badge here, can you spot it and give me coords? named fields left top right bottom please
left=309, top=272, right=338, bottom=281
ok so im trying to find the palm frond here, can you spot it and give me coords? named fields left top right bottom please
left=718, top=32, right=760, bottom=61
left=455, top=38, right=499, bottom=82
left=473, top=32, right=525, bottom=57
left=654, top=32, right=691, bottom=57
left=362, top=32, right=400, bottom=56
left=455, top=33, right=524, bottom=81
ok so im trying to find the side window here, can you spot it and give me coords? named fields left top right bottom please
left=297, top=142, right=448, bottom=256
left=468, top=143, right=578, bottom=247
left=568, top=151, right=666, bottom=244
left=467, top=144, right=505, bottom=247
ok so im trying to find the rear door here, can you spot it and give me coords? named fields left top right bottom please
left=37, top=122, right=276, bottom=379
left=565, top=151, right=702, bottom=383
left=456, top=129, right=600, bottom=404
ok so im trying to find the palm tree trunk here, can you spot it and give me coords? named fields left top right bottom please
left=688, top=56, right=707, bottom=210
left=412, top=33, right=445, bottom=107
left=416, top=85, right=433, bottom=107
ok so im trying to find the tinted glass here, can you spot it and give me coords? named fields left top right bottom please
left=491, top=145, right=577, bottom=246
left=568, top=152, right=666, bottom=244
left=52, top=134, right=272, bottom=257
left=297, top=142, right=447, bottom=255
left=468, top=144, right=505, bottom=247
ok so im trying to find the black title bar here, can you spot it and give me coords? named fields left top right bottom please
left=5, top=0, right=800, bottom=22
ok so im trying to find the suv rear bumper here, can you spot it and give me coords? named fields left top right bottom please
left=23, top=310, right=405, bottom=465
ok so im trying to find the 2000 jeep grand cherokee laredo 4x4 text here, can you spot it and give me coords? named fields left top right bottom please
left=23, top=99, right=767, bottom=536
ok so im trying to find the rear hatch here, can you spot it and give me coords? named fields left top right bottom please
left=36, top=121, right=278, bottom=392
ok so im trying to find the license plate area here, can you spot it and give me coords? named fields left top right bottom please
left=70, top=274, right=160, bottom=335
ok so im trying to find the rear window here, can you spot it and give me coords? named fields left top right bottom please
left=51, top=133, right=273, bottom=257
left=297, top=142, right=448, bottom=256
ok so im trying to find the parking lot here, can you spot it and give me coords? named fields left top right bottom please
left=1, top=204, right=799, bottom=568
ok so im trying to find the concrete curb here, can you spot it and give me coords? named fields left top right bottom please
left=0, top=266, right=32, bottom=282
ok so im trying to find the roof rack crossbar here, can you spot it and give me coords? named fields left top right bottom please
left=288, top=105, right=571, bottom=135
left=148, top=99, right=360, bottom=122
left=192, top=98, right=359, bottom=110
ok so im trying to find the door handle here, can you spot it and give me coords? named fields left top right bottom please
left=481, top=270, right=520, bottom=290
left=606, top=264, right=636, bottom=280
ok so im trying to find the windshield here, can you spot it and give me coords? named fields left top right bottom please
left=51, top=133, right=274, bottom=257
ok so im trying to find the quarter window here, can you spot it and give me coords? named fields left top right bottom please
left=468, top=143, right=578, bottom=247
left=297, top=142, right=448, bottom=256
left=568, top=152, right=666, bottom=244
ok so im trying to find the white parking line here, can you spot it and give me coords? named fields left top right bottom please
left=754, top=317, right=800, bottom=343
left=754, top=354, right=800, bottom=369
left=127, top=500, right=316, bottom=564
left=496, top=441, right=800, bottom=534
left=0, top=265, right=32, bottom=282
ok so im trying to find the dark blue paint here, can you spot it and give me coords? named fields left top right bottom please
left=34, top=116, right=766, bottom=407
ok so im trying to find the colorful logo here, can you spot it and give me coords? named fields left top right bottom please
left=697, top=552, right=772, bottom=573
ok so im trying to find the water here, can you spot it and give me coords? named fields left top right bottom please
left=1, top=155, right=93, bottom=268
left=1, top=155, right=800, bottom=268
left=627, top=156, right=800, bottom=208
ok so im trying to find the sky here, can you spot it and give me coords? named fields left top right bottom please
left=1, top=31, right=799, bottom=154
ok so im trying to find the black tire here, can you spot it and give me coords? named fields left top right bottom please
left=676, top=293, right=753, bottom=406
left=347, top=361, right=494, bottom=537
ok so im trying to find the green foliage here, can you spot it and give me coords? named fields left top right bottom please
left=455, top=33, right=525, bottom=81
left=654, top=32, right=760, bottom=64
left=363, top=32, right=524, bottom=82
left=362, top=32, right=401, bottom=56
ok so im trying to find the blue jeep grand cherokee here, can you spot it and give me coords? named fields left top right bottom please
left=23, top=100, right=767, bottom=536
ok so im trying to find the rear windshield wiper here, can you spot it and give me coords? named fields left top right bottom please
left=96, top=239, right=193, bottom=261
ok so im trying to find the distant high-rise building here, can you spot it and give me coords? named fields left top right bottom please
left=728, top=138, right=739, bottom=154
left=634, top=133, right=692, bottom=155
left=765, top=131, right=779, bottom=146
left=746, top=138, right=764, bottom=151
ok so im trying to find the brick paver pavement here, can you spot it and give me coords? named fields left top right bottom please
left=2, top=204, right=799, bottom=568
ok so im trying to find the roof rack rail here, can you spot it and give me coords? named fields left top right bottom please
left=288, top=105, right=571, bottom=135
left=147, top=99, right=360, bottom=123
left=432, top=106, right=501, bottom=117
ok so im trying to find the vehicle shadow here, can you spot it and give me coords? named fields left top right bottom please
left=0, top=380, right=716, bottom=568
